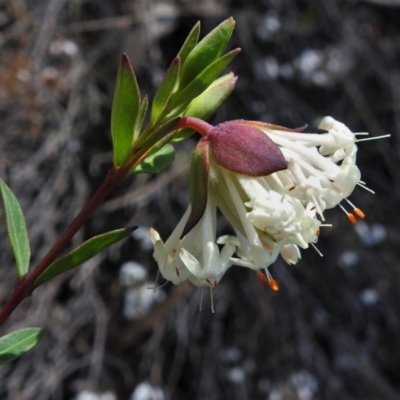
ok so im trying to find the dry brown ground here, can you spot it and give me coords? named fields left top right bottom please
left=1, top=0, right=400, bottom=399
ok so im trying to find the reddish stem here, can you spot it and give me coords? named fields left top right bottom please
left=174, top=117, right=213, bottom=137
left=0, top=165, right=122, bottom=329
left=0, top=116, right=205, bottom=329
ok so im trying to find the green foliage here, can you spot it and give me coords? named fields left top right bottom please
left=111, top=54, right=140, bottom=166
left=132, top=145, right=175, bottom=174
left=116, top=18, right=239, bottom=170
left=177, top=21, right=200, bottom=65
left=133, top=96, right=149, bottom=141
left=35, top=227, right=136, bottom=286
left=173, top=73, right=238, bottom=142
left=0, top=328, right=43, bottom=364
left=150, top=57, right=181, bottom=124
left=180, top=17, right=235, bottom=87
left=167, top=49, right=240, bottom=119
left=181, top=140, right=210, bottom=237
left=0, top=181, right=30, bottom=277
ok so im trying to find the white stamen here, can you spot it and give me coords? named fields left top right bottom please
left=345, top=198, right=357, bottom=209
left=338, top=203, right=349, bottom=215
left=357, top=134, right=391, bottom=142
left=311, top=242, right=323, bottom=257
left=264, top=268, right=273, bottom=281
left=147, top=280, right=169, bottom=291
left=357, top=182, right=375, bottom=194
left=210, top=286, right=215, bottom=313
left=147, top=270, right=171, bottom=290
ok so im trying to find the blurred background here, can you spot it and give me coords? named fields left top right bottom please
left=1, top=0, right=400, bottom=399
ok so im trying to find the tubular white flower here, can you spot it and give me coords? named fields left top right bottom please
left=150, top=194, right=236, bottom=287
left=150, top=206, right=193, bottom=285
left=280, top=243, right=302, bottom=265
left=217, top=232, right=283, bottom=271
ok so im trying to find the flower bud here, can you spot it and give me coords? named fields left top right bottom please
left=208, top=121, right=288, bottom=176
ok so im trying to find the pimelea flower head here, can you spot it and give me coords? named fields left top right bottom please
left=151, top=115, right=370, bottom=294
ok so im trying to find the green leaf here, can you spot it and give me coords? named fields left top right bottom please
left=35, top=227, right=136, bottom=286
left=173, top=73, right=238, bottom=142
left=181, top=139, right=209, bottom=237
left=150, top=57, right=180, bottom=124
left=177, top=21, right=200, bottom=65
left=0, top=181, right=30, bottom=277
left=111, top=53, right=141, bottom=166
left=0, top=328, right=43, bottom=364
left=133, top=96, right=149, bottom=141
left=132, top=144, right=175, bottom=174
left=180, top=17, right=235, bottom=88
left=168, top=49, right=240, bottom=118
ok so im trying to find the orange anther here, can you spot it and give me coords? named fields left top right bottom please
left=347, top=213, right=357, bottom=224
left=256, top=271, right=268, bottom=283
left=354, top=208, right=365, bottom=219
left=316, top=229, right=320, bottom=237
left=257, top=272, right=279, bottom=291
left=268, top=279, right=280, bottom=291
left=175, top=268, right=180, bottom=277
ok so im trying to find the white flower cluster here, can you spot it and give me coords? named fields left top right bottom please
left=151, top=117, right=363, bottom=292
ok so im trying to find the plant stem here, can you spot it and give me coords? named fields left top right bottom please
left=0, top=165, right=122, bottom=329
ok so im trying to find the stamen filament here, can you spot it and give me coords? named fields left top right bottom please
left=357, top=182, right=375, bottom=194
left=344, top=199, right=365, bottom=219
left=357, top=134, right=391, bottom=142
left=311, top=242, right=323, bottom=257
left=257, top=270, right=280, bottom=291
left=210, top=286, right=215, bottom=314
left=339, top=203, right=357, bottom=224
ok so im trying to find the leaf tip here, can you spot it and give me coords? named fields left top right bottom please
left=121, top=53, right=130, bottom=64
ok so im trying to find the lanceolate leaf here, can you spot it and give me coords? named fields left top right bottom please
left=133, top=96, right=149, bottom=141
left=150, top=57, right=181, bottom=124
left=35, top=227, right=136, bottom=286
left=0, top=328, right=43, bottom=365
left=180, top=17, right=235, bottom=87
left=111, top=53, right=140, bottom=166
left=132, top=145, right=175, bottom=174
left=177, top=21, right=200, bottom=65
left=0, top=181, right=30, bottom=277
left=181, top=139, right=209, bottom=238
left=168, top=49, right=240, bottom=116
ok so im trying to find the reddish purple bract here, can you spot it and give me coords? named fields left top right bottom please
left=207, top=122, right=287, bottom=176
